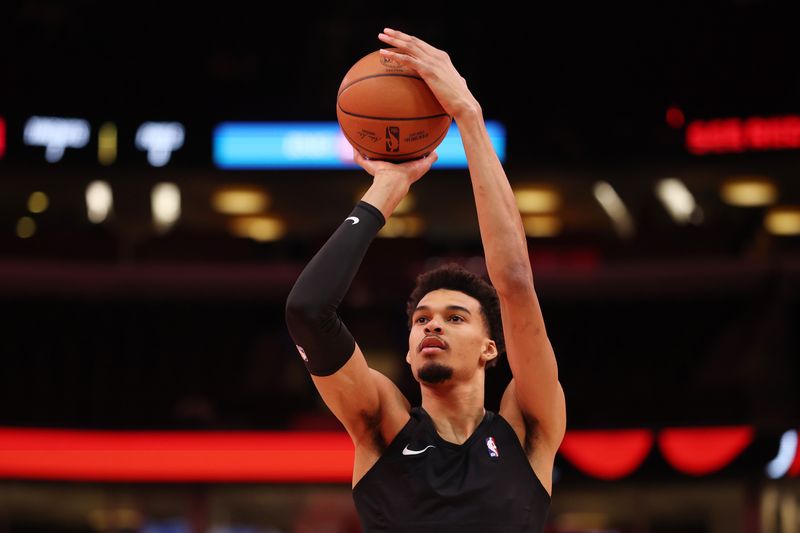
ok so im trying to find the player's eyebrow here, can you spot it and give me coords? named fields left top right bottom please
left=414, top=305, right=472, bottom=315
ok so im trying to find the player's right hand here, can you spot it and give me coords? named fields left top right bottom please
left=353, top=149, right=438, bottom=189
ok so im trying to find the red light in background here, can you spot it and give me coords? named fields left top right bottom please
left=666, top=106, right=685, bottom=129
left=686, top=115, right=800, bottom=154
left=0, top=428, right=355, bottom=482
left=558, top=429, right=654, bottom=480
left=0, top=117, right=5, bottom=159
left=790, top=441, right=800, bottom=477
left=659, top=426, right=754, bottom=475
left=0, top=424, right=771, bottom=482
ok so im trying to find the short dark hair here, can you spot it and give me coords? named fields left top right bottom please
left=406, top=262, right=504, bottom=369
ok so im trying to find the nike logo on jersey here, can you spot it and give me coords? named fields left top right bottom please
left=345, top=216, right=359, bottom=225
left=402, top=444, right=436, bottom=456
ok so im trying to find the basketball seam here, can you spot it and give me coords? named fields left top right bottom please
left=337, top=102, right=451, bottom=121
left=342, top=122, right=450, bottom=158
left=337, top=73, right=424, bottom=97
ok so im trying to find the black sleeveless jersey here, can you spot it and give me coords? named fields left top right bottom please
left=352, top=406, right=551, bottom=532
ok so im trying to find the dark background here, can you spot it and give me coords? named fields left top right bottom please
left=0, top=2, right=798, bottom=437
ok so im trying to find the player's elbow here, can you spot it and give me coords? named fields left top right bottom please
left=285, top=290, right=320, bottom=326
left=493, top=269, right=534, bottom=297
left=285, top=283, right=339, bottom=333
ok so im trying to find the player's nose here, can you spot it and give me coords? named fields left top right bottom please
left=424, top=319, right=443, bottom=333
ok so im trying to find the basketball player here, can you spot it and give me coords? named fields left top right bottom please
left=285, top=28, right=566, bottom=532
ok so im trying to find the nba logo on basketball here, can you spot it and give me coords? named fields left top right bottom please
left=386, top=126, right=400, bottom=152
left=486, top=437, right=499, bottom=458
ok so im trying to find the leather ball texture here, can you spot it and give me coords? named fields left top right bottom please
left=337, top=49, right=452, bottom=162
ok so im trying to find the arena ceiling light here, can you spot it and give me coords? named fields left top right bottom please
left=15, top=217, right=35, bottom=239
left=27, top=192, right=49, bottom=214
left=86, top=181, right=113, bottom=224
left=522, top=215, right=562, bottom=237
left=378, top=215, right=424, bottom=238
left=212, top=186, right=270, bottom=215
left=656, top=178, right=703, bottom=225
left=720, top=176, right=778, bottom=207
left=514, top=185, right=561, bottom=214
left=228, top=215, right=286, bottom=242
left=764, top=206, right=800, bottom=236
left=97, top=122, right=118, bottom=166
left=151, top=183, right=181, bottom=233
left=593, top=181, right=635, bottom=238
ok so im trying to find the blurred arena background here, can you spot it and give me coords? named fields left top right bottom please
left=1, top=2, right=799, bottom=532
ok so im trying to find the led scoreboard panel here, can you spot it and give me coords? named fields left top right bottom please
left=5, top=112, right=797, bottom=170
left=0, top=115, right=507, bottom=170
left=212, top=121, right=507, bottom=169
left=0, top=115, right=197, bottom=169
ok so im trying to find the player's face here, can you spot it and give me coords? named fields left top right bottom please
left=406, top=289, right=497, bottom=384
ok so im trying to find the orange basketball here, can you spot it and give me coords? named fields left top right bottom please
left=336, top=49, right=452, bottom=162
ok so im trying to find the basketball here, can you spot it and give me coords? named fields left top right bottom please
left=336, top=49, right=452, bottom=163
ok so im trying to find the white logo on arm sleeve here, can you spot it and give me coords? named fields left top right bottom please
left=295, top=345, right=309, bottom=362
left=345, top=216, right=359, bottom=225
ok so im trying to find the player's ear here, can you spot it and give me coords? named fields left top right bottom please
left=406, top=349, right=411, bottom=365
left=482, top=339, right=498, bottom=363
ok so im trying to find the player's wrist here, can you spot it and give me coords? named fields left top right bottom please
left=372, top=172, right=412, bottom=195
left=362, top=178, right=409, bottom=220
left=453, top=102, right=483, bottom=125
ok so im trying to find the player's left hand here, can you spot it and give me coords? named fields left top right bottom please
left=377, top=28, right=481, bottom=121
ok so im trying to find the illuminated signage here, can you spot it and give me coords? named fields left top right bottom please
left=686, top=115, right=800, bottom=154
left=212, top=121, right=507, bottom=169
left=135, top=122, right=185, bottom=167
left=0, top=424, right=783, bottom=482
left=16, top=116, right=185, bottom=166
left=23, top=116, right=91, bottom=162
left=5, top=117, right=508, bottom=169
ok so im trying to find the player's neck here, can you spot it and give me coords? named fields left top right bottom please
left=420, top=381, right=485, bottom=445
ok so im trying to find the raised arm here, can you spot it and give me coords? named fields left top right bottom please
left=458, top=108, right=565, bottom=446
left=284, top=149, right=437, bottom=446
left=378, top=28, right=566, bottom=451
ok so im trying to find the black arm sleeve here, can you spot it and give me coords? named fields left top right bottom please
left=284, top=200, right=386, bottom=376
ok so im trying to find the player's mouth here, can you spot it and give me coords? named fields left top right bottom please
left=421, top=346, right=446, bottom=354
left=419, top=336, right=447, bottom=353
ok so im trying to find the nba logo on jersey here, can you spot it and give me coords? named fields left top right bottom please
left=486, top=437, right=499, bottom=458
left=295, top=345, right=308, bottom=362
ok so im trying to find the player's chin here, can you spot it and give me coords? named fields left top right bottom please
left=417, top=361, right=454, bottom=384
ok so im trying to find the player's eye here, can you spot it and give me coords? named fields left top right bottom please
left=450, top=315, right=464, bottom=322
left=415, top=316, right=427, bottom=323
